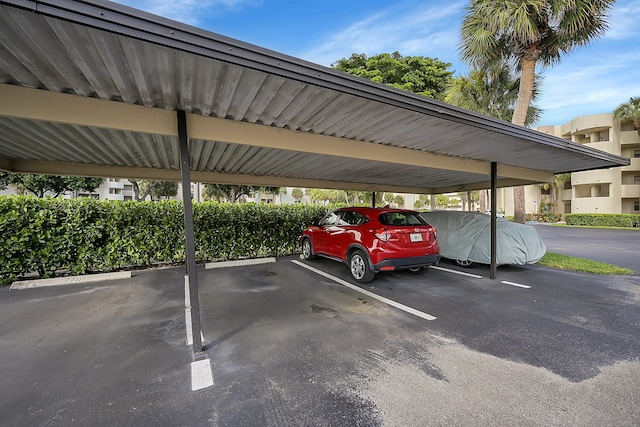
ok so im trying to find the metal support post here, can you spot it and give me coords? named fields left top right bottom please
left=177, top=110, right=203, bottom=353
left=490, top=162, right=497, bottom=280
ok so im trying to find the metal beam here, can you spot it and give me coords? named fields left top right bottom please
left=0, top=84, right=557, bottom=183
left=490, top=162, right=497, bottom=280
left=0, top=158, right=444, bottom=194
left=177, top=110, right=203, bottom=353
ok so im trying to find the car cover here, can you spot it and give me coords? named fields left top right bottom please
left=421, top=211, right=546, bottom=265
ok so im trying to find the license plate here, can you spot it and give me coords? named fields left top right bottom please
left=410, top=233, right=423, bottom=242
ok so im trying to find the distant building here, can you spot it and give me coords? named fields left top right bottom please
left=500, top=113, right=640, bottom=216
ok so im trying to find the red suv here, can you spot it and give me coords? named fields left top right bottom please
left=301, top=207, right=440, bottom=283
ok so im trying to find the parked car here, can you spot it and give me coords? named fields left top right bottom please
left=301, top=207, right=440, bottom=283
left=484, top=210, right=505, bottom=218
left=420, top=211, right=546, bottom=267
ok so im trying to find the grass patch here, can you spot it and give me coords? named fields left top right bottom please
left=546, top=223, right=640, bottom=230
left=537, top=252, right=634, bottom=275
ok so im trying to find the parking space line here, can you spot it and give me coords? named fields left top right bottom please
left=429, top=265, right=483, bottom=278
left=501, top=280, right=531, bottom=289
left=191, top=358, right=213, bottom=391
left=291, top=260, right=436, bottom=321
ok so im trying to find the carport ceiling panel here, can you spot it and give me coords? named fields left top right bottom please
left=0, top=117, right=179, bottom=170
left=189, top=139, right=488, bottom=189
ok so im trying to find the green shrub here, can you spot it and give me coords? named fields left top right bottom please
left=565, top=213, right=640, bottom=227
left=0, top=196, right=333, bottom=285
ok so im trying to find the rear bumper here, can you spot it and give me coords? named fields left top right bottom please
left=373, top=254, right=441, bottom=272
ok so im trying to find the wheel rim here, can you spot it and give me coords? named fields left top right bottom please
left=350, top=254, right=366, bottom=280
left=302, top=240, right=311, bottom=259
left=456, top=259, right=473, bottom=267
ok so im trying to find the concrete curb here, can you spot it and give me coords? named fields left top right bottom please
left=10, top=271, right=132, bottom=290
left=205, top=257, right=276, bottom=269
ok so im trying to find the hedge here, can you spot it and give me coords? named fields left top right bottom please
left=565, top=213, right=640, bottom=228
left=0, top=196, right=332, bottom=285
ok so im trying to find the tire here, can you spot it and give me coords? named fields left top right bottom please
left=349, top=249, right=375, bottom=283
left=455, top=259, right=476, bottom=268
left=301, top=238, right=316, bottom=260
left=409, top=267, right=424, bottom=273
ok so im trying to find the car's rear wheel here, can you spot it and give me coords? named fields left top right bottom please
left=349, top=250, right=375, bottom=283
left=455, top=259, right=476, bottom=268
left=302, top=238, right=316, bottom=260
left=409, top=267, right=424, bottom=273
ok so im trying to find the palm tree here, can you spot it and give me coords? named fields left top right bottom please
left=614, top=97, right=640, bottom=136
left=460, top=0, right=614, bottom=223
left=445, top=65, right=542, bottom=126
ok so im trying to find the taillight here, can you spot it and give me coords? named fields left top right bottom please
left=372, top=228, right=391, bottom=242
left=371, top=228, right=399, bottom=242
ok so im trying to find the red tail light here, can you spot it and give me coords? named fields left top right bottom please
left=371, top=228, right=391, bottom=242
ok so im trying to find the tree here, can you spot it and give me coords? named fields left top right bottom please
left=393, top=195, right=404, bottom=208
left=538, top=173, right=570, bottom=215
left=0, top=172, right=104, bottom=198
left=445, top=65, right=542, bottom=126
left=614, top=97, right=640, bottom=136
left=151, top=181, right=179, bottom=200
left=202, top=184, right=255, bottom=203
left=460, top=0, right=614, bottom=223
left=291, top=188, right=304, bottom=202
left=333, top=52, right=454, bottom=100
left=306, top=189, right=344, bottom=204
left=435, top=194, right=450, bottom=210
left=362, top=191, right=384, bottom=207
left=129, top=179, right=157, bottom=202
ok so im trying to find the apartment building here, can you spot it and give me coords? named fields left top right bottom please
left=500, top=113, right=640, bottom=216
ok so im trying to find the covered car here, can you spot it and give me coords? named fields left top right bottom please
left=420, top=211, right=546, bottom=267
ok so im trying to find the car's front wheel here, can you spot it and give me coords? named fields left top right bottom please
left=455, top=259, right=476, bottom=268
left=349, top=250, right=375, bottom=283
left=301, top=238, right=316, bottom=260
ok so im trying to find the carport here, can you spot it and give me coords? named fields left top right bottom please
left=0, top=0, right=629, bottom=352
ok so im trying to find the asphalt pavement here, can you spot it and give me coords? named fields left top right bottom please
left=1, top=227, right=639, bottom=426
left=533, top=223, right=639, bottom=273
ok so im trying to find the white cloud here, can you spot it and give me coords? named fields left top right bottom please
left=299, top=1, right=466, bottom=67
left=604, top=2, right=640, bottom=40
left=537, top=49, right=640, bottom=124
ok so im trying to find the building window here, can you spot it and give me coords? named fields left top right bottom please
left=635, top=176, right=640, bottom=184
left=634, top=150, right=640, bottom=158
left=635, top=201, right=639, bottom=211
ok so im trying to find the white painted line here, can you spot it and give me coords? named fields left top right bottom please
left=501, top=280, right=531, bottom=289
left=185, top=307, right=193, bottom=345
left=184, top=275, right=191, bottom=309
left=291, top=260, right=436, bottom=321
left=185, top=308, right=204, bottom=346
left=10, top=271, right=132, bottom=290
left=191, top=359, right=214, bottom=391
left=205, top=257, right=276, bottom=269
left=429, top=265, right=483, bottom=279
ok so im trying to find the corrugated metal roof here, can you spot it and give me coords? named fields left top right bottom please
left=0, top=0, right=629, bottom=193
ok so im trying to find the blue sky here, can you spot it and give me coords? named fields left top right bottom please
left=115, top=0, right=639, bottom=126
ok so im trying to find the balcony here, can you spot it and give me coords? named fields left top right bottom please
left=584, top=141, right=615, bottom=154
left=106, top=179, right=125, bottom=189
left=621, top=157, right=640, bottom=172
left=568, top=114, right=613, bottom=135
left=621, top=130, right=640, bottom=145
left=621, top=185, right=640, bottom=198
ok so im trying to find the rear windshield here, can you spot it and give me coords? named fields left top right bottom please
left=378, top=212, right=427, bottom=226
